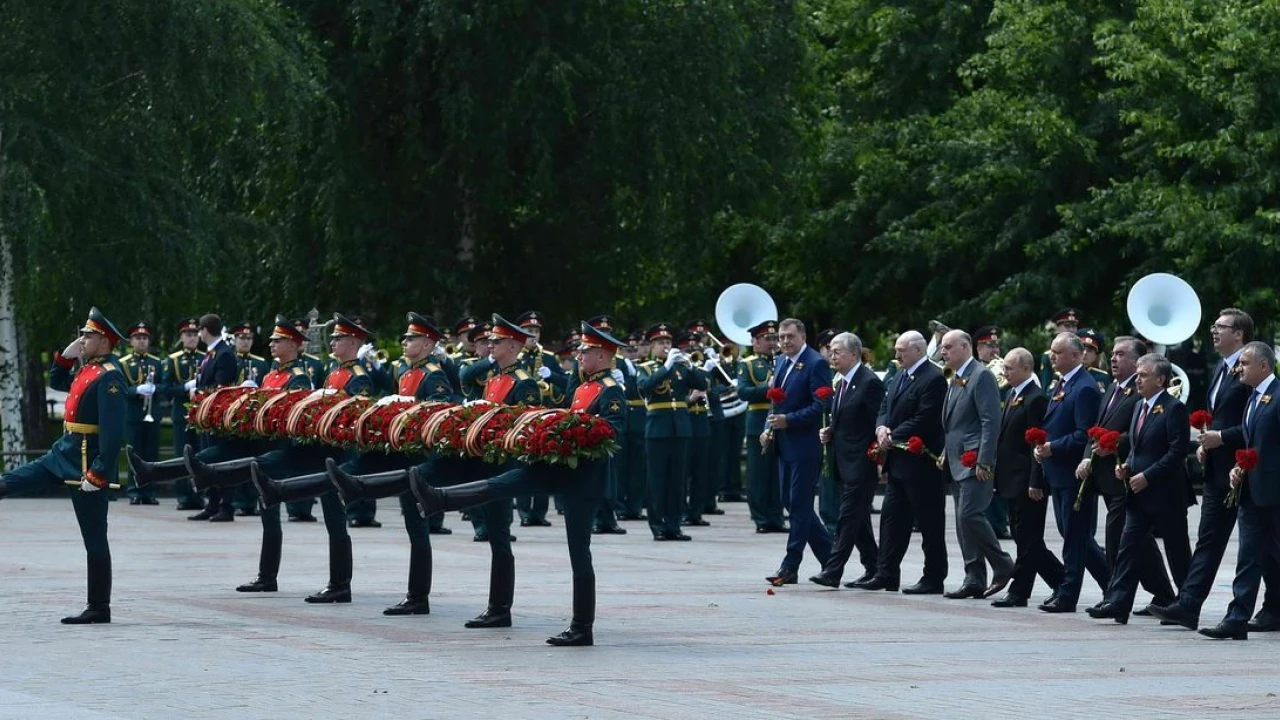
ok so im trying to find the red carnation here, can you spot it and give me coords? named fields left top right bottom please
left=906, top=436, right=926, bottom=455
left=867, top=442, right=884, bottom=465
left=766, top=388, right=787, bottom=404
left=1098, top=430, right=1121, bottom=454
left=815, top=386, right=834, bottom=401
left=1237, top=449, right=1260, bottom=471
left=1024, top=427, right=1048, bottom=446
left=960, top=450, right=978, bottom=468
left=1086, top=425, right=1106, bottom=441
left=1190, top=410, right=1213, bottom=431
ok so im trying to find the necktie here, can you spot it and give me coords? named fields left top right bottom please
left=776, top=356, right=793, bottom=388
left=1050, top=377, right=1063, bottom=399
left=1135, top=401, right=1149, bottom=437
left=1104, top=382, right=1123, bottom=417
left=1210, top=360, right=1229, bottom=410
left=1246, top=389, right=1261, bottom=433
left=835, top=377, right=846, bottom=410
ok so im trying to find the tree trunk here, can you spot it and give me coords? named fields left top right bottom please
left=0, top=125, right=28, bottom=469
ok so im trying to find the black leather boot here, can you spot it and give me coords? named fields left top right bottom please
left=237, top=533, right=281, bottom=592
left=410, top=467, right=495, bottom=518
left=466, top=552, right=514, bottom=628
left=384, top=544, right=431, bottom=616
left=306, top=536, right=352, bottom=603
left=327, top=457, right=409, bottom=506
left=547, top=574, right=595, bottom=646
left=185, top=445, right=254, bottom=491
left=127, top=446, right=189, bottom=488
left=62, top=554, right=112, bottom=624
left=253, top=466, right=333, bottom=509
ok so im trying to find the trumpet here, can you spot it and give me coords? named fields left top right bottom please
left=142, top=367, right=156, bottom=423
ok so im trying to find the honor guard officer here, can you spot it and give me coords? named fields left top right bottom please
left=1039, top=308, right=1081, bottom=388
left=737, top=320, right=788, bottom=533
left=678, top=329, right=716, bottom=527
left=447, top=316, right=480, bottom=394
left=230, top=321, right=270, bottom=515
left=586, top=314, right=628, bottom=534
left=638, top=322, right=708, bottom=540
left=617, top=331, right=649, bottom=521
left=162, top=317, right=205, bottom=511
left=293, top=317, right=328, bottom=391
left=120, top=321, right=162, bottom=505
left=1079, top=328, right=1113, bottom=393
left=515, top=310, right=566, bottom=526
left=1, top=308, right=127, bottom=624
left=397, top=313, right=456, bottom=536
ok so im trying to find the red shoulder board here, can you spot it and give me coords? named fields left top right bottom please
left=65, top=364, right=107, bottom=422
left=399, top=368, right=425, bottom=397
left=484, top=374, right=516, bottom=403
left=324, top=367, right=352, bottom=391
left=262, top=369, right=292, bottom=390
left=570, top=381, right=604, bottom=412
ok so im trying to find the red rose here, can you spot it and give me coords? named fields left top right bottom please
left=1098, top=431, right=1121, bottom=454
left=1237, top=449, right=1259, bottom=471
left=1024, top=427, right=1048, bottom=446
left=960, top=450, right=978, bottom=468
left=766, top=388, right=787, bottom=404
left=1190, top=410, right=1213, bottom=431
left=906, top=436, right=926, bottom=455
left=815, top=386, right=834, bottom=400
left=1086, top=426, right=1105, bottom=441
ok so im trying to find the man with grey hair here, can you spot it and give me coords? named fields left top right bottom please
left=1088, top=353, right=1190, bottom=624
left=938, top=330, right=1013, bottom=599
left=811, top=332, right=885, bottom=588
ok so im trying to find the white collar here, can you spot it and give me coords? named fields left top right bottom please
left=1255, top=375, right=1276, bottom=398
left=906, top=356, right=929, bottom=376
left=1013, top=377, right=1034, bottom=396
left=1143, top=389, right=1165, bottom=409
left=1222, top=348, right=1244, bottom=369
left=839, top=363, right=861, bottom=385
left=1060, top=364, right=1082, bottom=384
left=955, top=357, right=974, bottom=378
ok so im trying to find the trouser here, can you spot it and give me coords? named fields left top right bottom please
left=1050, top=486, right=1109, bottom=606
left=685, top=433, right=714, bottom=521
left=950, top=474, right=1013, bottom=587
left=1006, top=491, right=1064, bottom=599
left=646, top=437, right=689, bottom=536
left=125, top=419, right=159, bottom=501
left=745, top=429, right=784, bottom=528
left=876, top=470, right=947, bottom=584
left=778, top=453, right=832, bottom=571
left=618, top=423, right=647, bottom=517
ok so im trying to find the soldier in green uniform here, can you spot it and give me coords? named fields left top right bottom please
left=120, top=321, right=162, bottom=505
left=284, top=317, right=326, bottom=522
left=161, top=317, right=205, bottom=511
left=712, top=332, right=747, bottom=504
left=229, top=320, right=271, bottom=516
left=617, top=331, right=649, bottom=521
left=814, top=328, right=840, bottom=535
left=515, top=310, right=567, bottom=527
left=1, top=308, right=127, bottom=624
left=678, top=330, right=715, bottom=527
left=411, top=320, right=627, bottom=646
left=737, top=320, right=787, bottom=533
left=585, top=315, right=627, bottom=534
left=1038, top=307, right=1081, bottom=387
left=638, top=323, right=707, bottom=540
left=1078, top=327, right=1113, bottom=394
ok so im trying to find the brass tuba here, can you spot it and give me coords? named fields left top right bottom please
left=1126, top=273, right=1200, bottom=399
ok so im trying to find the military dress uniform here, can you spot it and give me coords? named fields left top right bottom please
left=618, top=331, right=649, bottom=520
left=229, top=321, right=272, bottom=515
left=120, top=322, right=163, bottom=504
left=1078, top=328, right=1113, bottom=394
left=1, top=308, right=127, bottom=623
left=583, top=314, right=627, bottom=534
left=678, top=331, right=716, bottom=527
left=514, top=310, right=567, bottom=526
left=714, top=339, right=747, bottom=503
left=1038, top=307, right=1081, bottom=388
left=737, top=321, right=787, bottom=532
left=162, top=318, right=204, bottom=510
left=638, top=323, right=708, bottom=540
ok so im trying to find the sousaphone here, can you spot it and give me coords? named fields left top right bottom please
left=1126, top=273, right=1200, bottom=399
left=714, top=283, right=778, bottom=418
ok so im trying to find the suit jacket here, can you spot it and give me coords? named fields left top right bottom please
left=995, top=382, right=1047, bottom=499
left=1205, top=358, right=1251, bottom=491
left=1242, top=381, right=1280, bottom=507
left=772, top=345, right=833, bottom=463
left=876, top=360, right=946, bottom=481
left=1124, top=391, right=1190, bottom=514
left=197, top=339, right=237, bottom=391
left=1039, top=366, right=1102, bottom=490
left=1087, top=377, right=1142, bottom=496
left=942, top=360, right=1001, bottom=479
left=828, top=364, right=886, bottom=487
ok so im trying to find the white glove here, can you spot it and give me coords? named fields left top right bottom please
left=537, top=365, right=552, bottom=379
left=135, top=382, right=156, bottom=397
left=79, top=479, right=101, bottom=493
left=705, top=348, right=720, bottom=362
left=664, top=349, right=679, bottom=370
left=702, top=358, right=718, bottom=372
left=61, top=339, right=83, bottom=360
left=357, top=344, right=382, bottom=370
left=240, top=380, right=258, bottom=388
left=357, top=343, right=375, bottom=360
left=486, top=354, right=496, bottom=365
left=610, top=369, right=625, bottom=386
left=432, top=344, right=448, bottom=359
left=184, top=378, right=197, bottom=392
left=307, top=388, right=338, bottom=399
left=376, top=394, right=411, bottom=406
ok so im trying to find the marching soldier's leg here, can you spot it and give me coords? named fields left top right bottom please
left=646, top=438, right=669, bottom=538
left=173, top=423, right=203, bottom=510
left=136, top=418, right=160, bottom=504
left=384, top=491, right=432, bottom=615
left=666, top=439, right=691, bottom=539
left=64, top=488, right=112, bottom=624
left=309, top=490, right=353, bottom=603
left=550, top=471, right=599, bottom=647
left=238, top=502, right=282, bottom=592
left=1, top=456, right=61, bottom=496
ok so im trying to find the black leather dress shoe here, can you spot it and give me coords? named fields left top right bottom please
left=176, top=501, right=205, bottom=511
left=682, top=518, right=710, bottom=527
left=429, top=526, right=453, bottom=535
left=846, top=576, right=899, bottom=591
left=529, top=518, right=552, bottom=527
left=1200, top=621, right=1248, bottom=640
left=944, top=584, right=984, bottom=600
left=758, top=524, right=788, bottom=533
left=990, top=594, right=1028, bottom=608
left=1148, top=603, right=1199, bottom=630
left=1248, top=610, right=1280, bottom=632
left=593, top=525, right=627, bottom=535
left=187, top=509, right=216, bottom=521
left=348, top=519, right=382, bottom=528
left=547, top=627, right=593, bottom=646
left=234, top=507, right=258, bottom=517
left=1038, top=598, right=1077, bottom=613
left=663, top=531, right=692, bottom=541
left=208, top=510, right=234, bottom=522
left=474, top=533, right=490, bottom=542
left=61, top=605, right=110, bottom=624
left=705, top=508, right=725, bottom=515
left=809, top=571, right=841, bottom=588
left=1132, top=605, right=1154, bottom=617
left=982, top=577, right=1010, bottom=599
left=1085, top=602, right=1129, bottom=624
left=141, top=498, right=160, bottom=505
left=620, top=513, right=648, bottom=521
left=766, top=568, right=798, bottom=586
left=288, top=513, right=318, bottom=522
left=465, top=608, right=512, bottom=628
left=304, top=585, right=352, bottom=603
left=901, top=581, right=944, bottom=595
left=236, top=577, right=278, bottom=592
left=383, top=596, right=430, bottom=616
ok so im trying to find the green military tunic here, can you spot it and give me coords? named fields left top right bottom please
left=162, top=348, right=202, bottom=507
left=638, top=358, right=707, bottom=538
left=737, top=353, right=786, bottom=531
left=120, top=350, right=163, bottom=500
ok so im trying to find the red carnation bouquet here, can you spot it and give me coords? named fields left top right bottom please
left=1076, top=427, right=1122, bottom=510
left=1226, top=449, right=1260, bottom=508
left=462, top=405, right=525, bottom=464
left=766, top=388, right=787, bottom=405
left=315, top=397, right=373, bottom=448
left=221, top=390, right=271, bottom=438
left=815, top=386, right=834, bottom=401
left=1190, top=410, right=1213, bottom=431
left=353, top=400, right=419, bottom=452
left=425, top=403, right=494, bottom=458
left=187, top=387, right=256, bottom=434
left=869, top=434, right=939, bottom=464
left=255, top=389, right=315, bottom=439
left=1024, top=427, right=1048, bottom=446
left=387, top=401, right=454, bottom=453
left=867, top=441, right=885, bottom=465
left=516, top=409, right=620, bottom=468
left=284, top=392, right=348, bottom=444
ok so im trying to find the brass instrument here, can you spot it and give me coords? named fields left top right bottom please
left=986, top=356, right=1008, bottom=389
left=142, top=366, right=156, bottom=423
left=249, top=365, right=259, bottom=386
left=700, top=328, right=748, bottom=418
left=1127, top=273, right=1200, bottom=399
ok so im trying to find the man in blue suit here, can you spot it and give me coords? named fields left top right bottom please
left=1202, top=342, right=1280, bottom=639
left=1087, top=353, right=1190, bottom=624
left=1032, top=332, right=1107, bottom=612
left=764, top=319, right=835, bottom=586
left=188, top=314, right=239, bottom=522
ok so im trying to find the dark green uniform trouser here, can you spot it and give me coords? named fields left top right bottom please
left=172, top=418, right=202, bottom=507
left=685, top=434, right=714, bottom=521
left=718, top=413, right=746, bottom=499
left=617, top=426, right=646, bottom=517
left=125, top=419, right=159, bottom=501
left=745, top=429, right=785, bottom=529
left=646, top=437, right=689, bottom=536
left=594, top=441, right=623, bottom=529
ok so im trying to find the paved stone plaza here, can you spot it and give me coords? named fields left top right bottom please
left=1, top=496, right=1278, bottom=719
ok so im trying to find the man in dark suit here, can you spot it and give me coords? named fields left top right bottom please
left=1154, top=308, right=1280, bottom=632
left=1032, top=332, right=1107, bottom=612
left=990, top=348, right=1064, bottom=607
left=1087, top=353, right=1190, bottom=624
left=810, top=332, right=885, bottom=588
left=938, top=330, right=1013, bottom=599
left=187, top=313, right=239, bottom=522
left=1201, top=342, right=1280, bottom=640
left=765, top=319, right=835, bottom=585
left=852, top=330, right=948, bottom=594
left=1077, top=336, right=1177, bottom=612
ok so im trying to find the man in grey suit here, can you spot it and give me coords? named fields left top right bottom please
left=939, top=330, right=1014, bottom=599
